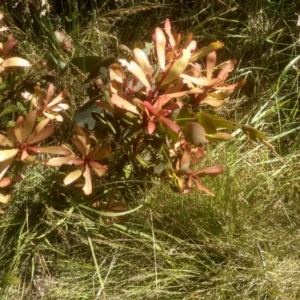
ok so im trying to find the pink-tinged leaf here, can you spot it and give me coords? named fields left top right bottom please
left=0, top=177, right=11, bottom=188
left=192, top=178, right=215, bottom=196
left=30, top=146, right=72, bottom=155
left=0, top=134, right=13, bottom=147
left=155, top=91, right=188, bottom=108
left=183, top=32, right=193, bottom=49
left=160, top=117, right=181, bottom=133
left=47, top=89, right=68, bottom=107
left=82, top=165, right=92, bottom=195
left=181, top=74, right=219, bottom=86
left=46, top=156, right=74, bottom=167
left=133, top=48, right=152, bottom=78
left=206, top=51, right=216, bottom=79
left=194, top=165, right=224, bottom=177
left=33, top=118, right=51, bottom=135
left=14, top=115, right=24, bottom=144
left=71, top=136, right=87, bottom=157
left=1, top=57, right=31, bottom=68
left=162, top=48, right=191, bottom=86
left=89, top=161, right=107, bottom=177
left=164, top=18, right=175, bottom=48
left=0, top=194, right=11, bottom=204
left=188, top=40, right=197, bottom=51
left=180, top=145, right=191, bottom=171
left=0, top=149, right=18, bottom=162
left=27, top=124, right=55, bottom=145
left=119, top=59, right=151, bottom=89
left=155, top=27, right=166, bottom=70
left=217, top=60, right=236, bottom=82
left=111, top=94, right=140, bottom=115
left=23, top=110, right=37, bottom=142
left=191, top=146, right=205, bottom=165
left=20, top=149, right=29, bottom=161
left=189, top=41, right=224, bottom=63
left=64, top=169, right=82, bottom=185
left=143, top=101, right=157, bottom=115
left=45, top=83, right=55, bottom=105
left=147, top=120, right=156, bottom=135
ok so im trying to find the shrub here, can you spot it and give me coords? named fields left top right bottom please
left=0, top=18, right=272, bottom=213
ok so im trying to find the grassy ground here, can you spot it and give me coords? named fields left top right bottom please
left=1, top=0, right=300, bottom=299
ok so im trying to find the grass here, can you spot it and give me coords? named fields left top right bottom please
left=1, top=0, right=300, bottom=299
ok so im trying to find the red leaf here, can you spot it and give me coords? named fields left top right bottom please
left=160, top=117, right=180, bottom=133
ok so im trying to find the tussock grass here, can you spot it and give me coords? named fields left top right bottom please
left=1, top=0, right=300, bottom=299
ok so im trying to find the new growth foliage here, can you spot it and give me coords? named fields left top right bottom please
left=0, top=18, right=273, bottom=214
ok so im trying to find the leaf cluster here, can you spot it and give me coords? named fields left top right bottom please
left=0, top=18, right=273, bottom=214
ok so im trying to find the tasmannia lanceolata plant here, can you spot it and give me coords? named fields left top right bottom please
left=0, top=18, right=274, bottom=214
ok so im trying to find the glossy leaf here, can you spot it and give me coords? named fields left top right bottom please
left=0, top=134, right=13, bottom=147
left=82, top=165, right=92, bottom=195
left=189, top=41, right=224, bottom=63
left=119, top=59, right=151, bottom=89
left=162, top=48, right=191, bottom=85
left=27, top=124, right=55, bottom=145
left=133, top=48, right=152, bottom=78
left=164, top=18, right=175, bottom=48
left=1, top=57, right=31, bottom=68
left=206, top=51, right=216, bottom=79
left=180, top=74, right=219, bottom=87
left=0, top=149, right=18, bottom=162
left=64, top=169, right=82, bottom=185
left=197, top=112, right=237, bottom=130
left=22, top=110, right=37, bottom=143
left=111, top=94, right=140, bottom=115
left=14, top=116, right=24, bottom=144
left=155, top=27, right=166, bottom=70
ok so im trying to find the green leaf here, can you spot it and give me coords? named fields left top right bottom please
left=183, top=122, right=208, bottom=146
left=70, top=56, right=116, bottom=73
left=0, top=105, right=18, bottom=118
left=74, top=100, right=103, bottom=130
left=175, top=107, right=196, bottom=126
left=241, top=125, right=274, bottom=150
left=189, top=41, right=224, bottom=63
left=197, top=112, right=217, bottom=134
left=122, top=164, right=132, bottom=179
left=206, top=132, right=234, bottom=142
left=198, top=112, right=237, bottom=130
